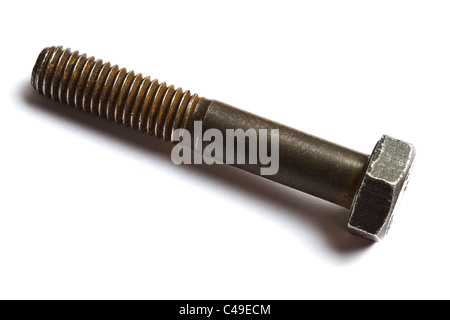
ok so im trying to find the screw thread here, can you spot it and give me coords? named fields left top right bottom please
left=31, top=46, right=201, bottom=141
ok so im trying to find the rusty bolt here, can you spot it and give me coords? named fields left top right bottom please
left=31, top=46, right=416, bottom=241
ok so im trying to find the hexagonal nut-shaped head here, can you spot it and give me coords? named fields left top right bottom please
left=348, top=135, right=416, bottom=241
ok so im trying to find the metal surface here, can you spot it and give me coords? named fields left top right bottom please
left=348, top=135, right=416, bottom=241
left=195, top=100, right=369, bottom=208
left=31, top=46, right=201, bottom=139
left=31, top=46, right=416, bottom=241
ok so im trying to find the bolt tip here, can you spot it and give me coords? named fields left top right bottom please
left=31, top=47, right=52, bottom=89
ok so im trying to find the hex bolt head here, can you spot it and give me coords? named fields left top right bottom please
left=349, top=135, right=416, bottom=241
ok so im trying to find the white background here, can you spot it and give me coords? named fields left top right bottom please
left=1, top=1, right=448, bottom=300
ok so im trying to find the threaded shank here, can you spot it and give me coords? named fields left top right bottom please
left=31, top=46, right=201, bottom=141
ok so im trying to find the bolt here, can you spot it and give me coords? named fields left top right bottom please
left=31, top=46, right=416, bottom=241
